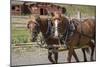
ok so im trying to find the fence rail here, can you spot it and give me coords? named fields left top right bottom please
left=11, top=16, right=95, bottom=28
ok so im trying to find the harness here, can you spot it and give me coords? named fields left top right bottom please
left=35, top=17, right=54, bottom=48
left=67, top=19, right=94, bottom=47
left=44, top=18, right=76, bottom=48
left=35, top=16, right=94, bottom=49
left=60, top=20, right=76, bottom=47
left=46, top=18, right=53, bottom=36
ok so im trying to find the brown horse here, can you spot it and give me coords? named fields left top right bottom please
left=27, top=15, right=63, bottom=64
left=27, top=16, right=40, bottom=42
left=51, top=12, right=95, bottom=62
left=27, top=14, right=95, bottom=63
left=67, top=19, right=95, bottom=62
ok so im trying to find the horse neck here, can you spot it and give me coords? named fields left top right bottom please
left=38, top=19, right=48, bottom=34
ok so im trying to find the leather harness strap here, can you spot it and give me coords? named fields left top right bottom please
left=46, top=18, right=52, bottom=36
left=76, top=21, right=82, bottom=46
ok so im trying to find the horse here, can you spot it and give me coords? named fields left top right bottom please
left=27, top=15, right=62, bottom=64
left=50, top=12, right=96, bottom=62
left=67, top=19, right=95, bottom=62
left=27, top=13, right=95, bottom=63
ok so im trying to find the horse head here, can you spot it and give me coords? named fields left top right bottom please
left=27, top=16, right=40, bottom=42
left=51, top=12, right=69, bottom=39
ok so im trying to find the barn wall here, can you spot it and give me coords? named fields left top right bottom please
left=11, top=2, right=63, bottom=16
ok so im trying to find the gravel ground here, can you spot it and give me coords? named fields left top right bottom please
left=11, top=46, right=96, bottom=66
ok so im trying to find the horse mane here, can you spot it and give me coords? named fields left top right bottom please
left=82, top=18, right=95, bottom=23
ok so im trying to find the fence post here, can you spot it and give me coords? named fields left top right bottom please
left=77, top=11, right=81, bottom=21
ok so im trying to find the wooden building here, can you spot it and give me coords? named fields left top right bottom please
left=11, top=1, right=65, bottom=16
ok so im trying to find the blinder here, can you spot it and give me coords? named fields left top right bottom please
left=60, top=19, right=76, bottom=44
left=68, top=20, right=76, bottom=36
left=46, top=18, right=53, bottom=36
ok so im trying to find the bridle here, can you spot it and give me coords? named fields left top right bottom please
left=32, top=21, right=40, bottom=34
left=46, top=17, right=74, bottom=48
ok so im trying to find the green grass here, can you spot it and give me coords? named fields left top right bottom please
left=11, top=28, right=30, bottom=44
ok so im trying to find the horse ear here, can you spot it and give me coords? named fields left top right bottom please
left=51, top=12, right=54, bottom=17
left=62, top=7, right=66, bottom=14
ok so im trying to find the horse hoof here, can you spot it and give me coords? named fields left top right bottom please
left=84, top=60, right=87, bottom=62
left=91, top=58, right=94, bottom=61
left=76, top=60, right=79, bottom=62
left=67, top=61, right=71, bottom=63
left=52, top=62, right=57, bottom=64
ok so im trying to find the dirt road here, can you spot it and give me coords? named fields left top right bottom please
left=11, top=46, right=95, bottom=66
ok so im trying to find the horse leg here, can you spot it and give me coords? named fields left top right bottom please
left=90, top=46, right=95, bottom=61
left=67, top=51, right=72, bottom=62
left=53, top=47, right=58, bottom=64
left=89, top=42, right=95, bottom=61
left=67, top=47, right=79, bottom=62
left=72, top=49, right=79, bottom=62
left=48, top=48, right=55, bottom=64
left=81, top=48, right=87, bottom=62
left=67, top=47, right=74, bottom=63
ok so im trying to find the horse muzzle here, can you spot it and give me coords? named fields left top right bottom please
left=30, top=38, right=36, bottom=42
left=52, top=34, right=59, bottom=39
